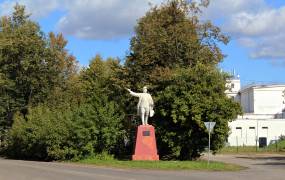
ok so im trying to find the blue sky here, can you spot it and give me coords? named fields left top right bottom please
left=0, top=0, right=284, bottom=86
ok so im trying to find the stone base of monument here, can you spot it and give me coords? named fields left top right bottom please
left=132, top=125, right=159, bottom=161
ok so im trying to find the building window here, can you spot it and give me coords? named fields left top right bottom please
left=231, top=83, right=235, bottom=89
left=249, top=127, right=255, bottom=129
left=236, top=127, right=242, bottom=137
left=262, top=127, right=268, bottom=129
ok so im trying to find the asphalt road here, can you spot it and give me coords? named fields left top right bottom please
left=0, top=154, right=284, bottom=180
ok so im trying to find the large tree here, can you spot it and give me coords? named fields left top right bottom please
left=124, top=0, right=241, bottom=159
left=0, top=5, right=78, bottom=130
left=125, top=0, right=228, bottom=88
left=5, top=54, right=125, bottom=160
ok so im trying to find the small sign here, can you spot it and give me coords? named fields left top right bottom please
left=204, top=122, right=216, bottom=133
left=143, top=131, right=150, bottom=136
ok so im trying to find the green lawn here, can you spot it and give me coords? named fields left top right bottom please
left=77, top=158, right=244, bottom=171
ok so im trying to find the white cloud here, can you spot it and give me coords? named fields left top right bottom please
left=237, top=37, right=256, bottom=48
left=202, top=0, right=267, bottom=20
left=0, top=0, right=163, bottom=39
left=250, top=34, right=285, bottom=59
left=202, top=0, right=285, bottom=60
left=1, top=0, right=285, bottom=60
left=0, top=0, right=62, bottom=19
left=56, top=0, right=163, bottom=39
left=225, top=7, right=285, bottom=37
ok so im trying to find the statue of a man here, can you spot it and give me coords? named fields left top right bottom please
left=127, top=86, right=154, bottom=125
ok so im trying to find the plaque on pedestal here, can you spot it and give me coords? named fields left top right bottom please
left=132, top=125, right=159, bottom=161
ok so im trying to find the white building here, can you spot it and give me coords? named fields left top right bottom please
left=239, top=84, right=285, bottom=114
left=226, top=76, right=285, bottom=146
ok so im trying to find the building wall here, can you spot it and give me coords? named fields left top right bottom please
left=240, top=88, right=254, bottom=113
left=228, top=119, right=285, bottom=146
left=253, top=87, right=285, bottom=114
left=224, top=79, right=285, bottom=146
left=229, top=79, right=241, bottom=93
left=225, top=78, right=241, bottom=101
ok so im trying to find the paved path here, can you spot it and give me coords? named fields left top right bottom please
left=209, top=154, right=285, bottom=180
left=0, top=154, right=284, bottom=180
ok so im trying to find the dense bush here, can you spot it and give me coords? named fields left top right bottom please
left=6, top=93, right=125, bottom=160
left=6, top=106, right=72, bottom=160
left=68, top=93, right=125, bottom=160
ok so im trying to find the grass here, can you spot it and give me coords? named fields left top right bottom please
left=218, top=140, right=285, bottom=154
left=76, top=158, right=244, bottom=171
left=268, top=140, right=285, bottom=151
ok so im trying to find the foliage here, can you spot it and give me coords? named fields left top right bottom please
left=154, top=66, right=241, bottom=159
left=125, top=0, right=228, bottom=88
left=6, top=92, right=125, bottom=160
left=124, top=0, right=242, bottom=160
left=2, top=1, right=242, bottom=161
left=77, top=54, right=127, bottom=159
left=80, top=54, right=123, bottom=100
left=2, top=5, right=124, bottom=161
left=69, top=93, right=125, bottom=160
left=6, top=105, right=73, bottom=160
left=279, top=135, right=285, bottom=141
left=0, top=5, right=78, bottom=130
left=276, top=140, right=285, bottom=151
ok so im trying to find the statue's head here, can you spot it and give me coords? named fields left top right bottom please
left=143, top=86, right=147, bottom=93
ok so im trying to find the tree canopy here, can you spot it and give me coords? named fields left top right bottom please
left=124, top=0, right=241, bottom=159
left=125, top=0, right=229, bottom=88
left=1, top=1, right=242, bottom=161
left=0, top=5, right=78, bottom=129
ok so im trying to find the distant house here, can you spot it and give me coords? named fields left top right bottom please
left=225, top=76, right=285, bottom=146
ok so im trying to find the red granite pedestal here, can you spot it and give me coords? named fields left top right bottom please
left=132, top=125, right=159, bottom=161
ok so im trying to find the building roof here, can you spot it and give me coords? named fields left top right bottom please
left=240, top=84, right=285, bottom=93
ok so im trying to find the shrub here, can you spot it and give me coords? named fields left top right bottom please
left=6, top=92, right=125, bottom=160
left=6, top=106, right=73, bottom=160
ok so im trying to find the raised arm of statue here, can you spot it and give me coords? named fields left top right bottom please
left=126, top=88, right=140, bottom=97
